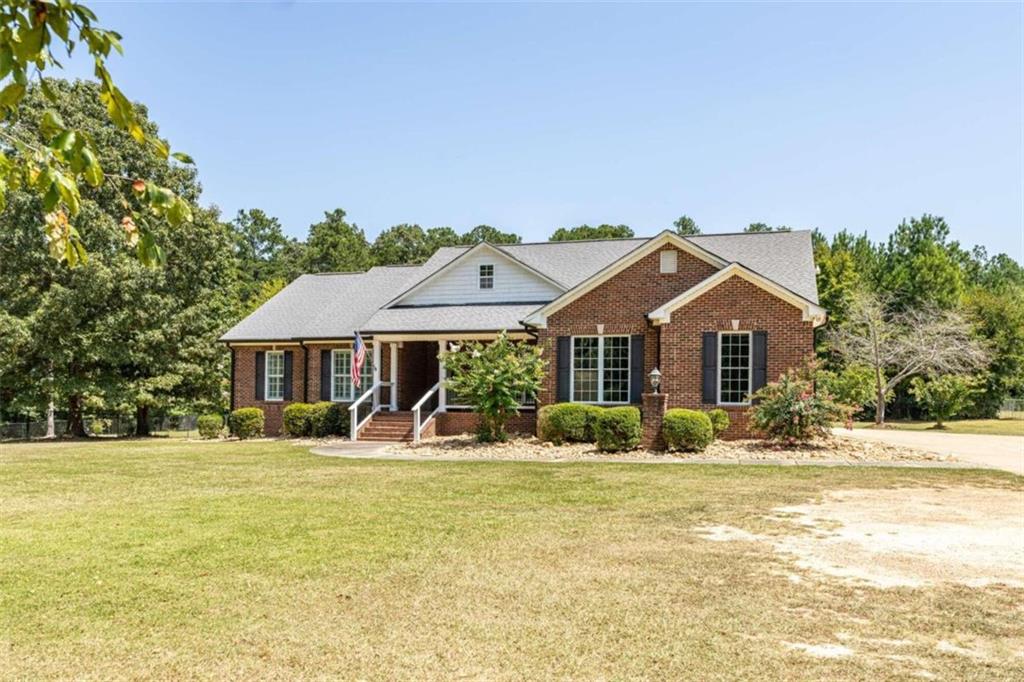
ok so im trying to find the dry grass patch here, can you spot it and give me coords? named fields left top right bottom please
left=1, top=438, right=1021, bottom=680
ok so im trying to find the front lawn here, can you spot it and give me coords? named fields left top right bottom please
left=1, top=439, right=1020, bottom=680
left=852, top=418, right=1023, bottom=436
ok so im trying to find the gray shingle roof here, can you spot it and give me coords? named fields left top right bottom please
left=361, top=304, right=540, bottom=333
left=219, top=266, right=421, bottom=341
left=220, top=230, right=819, bottom=341
left=688, top=230, right=819, bottom=303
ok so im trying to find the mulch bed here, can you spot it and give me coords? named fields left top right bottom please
left=386, top=433, right=954, bottom=463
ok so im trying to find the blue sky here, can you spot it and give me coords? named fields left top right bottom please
left=69, top=2, right=1021, bottom=258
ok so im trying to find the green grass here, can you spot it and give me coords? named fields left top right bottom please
left=852, top=418, right=1024, bottom=436
left=1, top=438, right=1021, bottom=680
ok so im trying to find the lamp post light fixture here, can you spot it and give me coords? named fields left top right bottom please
left=649, top=367, right=662, bottom=394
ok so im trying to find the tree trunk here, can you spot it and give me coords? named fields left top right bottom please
left=66, top=395, right=87, bottom=437
left=135, top=404, right=151, bottom=437
left=873, top=368, right=886, bottom=426
left=45, top=400, right=55, bottom=439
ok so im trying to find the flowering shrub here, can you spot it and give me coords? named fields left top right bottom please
left=749, top=363, right=851, bottom=446
left=441, top=331, right=546, bottom=442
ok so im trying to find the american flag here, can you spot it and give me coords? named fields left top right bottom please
left=351, top=332, right=366, bottom=389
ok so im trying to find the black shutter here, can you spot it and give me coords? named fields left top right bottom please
left=556, top=336, right=571, bottom=403
left=629, top=334, right=644, bottom=403
left=320, top=349, right=332, bottom=401
left=751, top=331, right=768, bottom=396
left=255, top=351, right=265, bottom=401
left=283, top=351, right=293, bottom=401
left=701, top=332, right=717, bottom=404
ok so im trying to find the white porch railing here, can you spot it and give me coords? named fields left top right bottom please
left=348, top=380, right=392, bottom=441
left=412, top=381, right=443, bottom=443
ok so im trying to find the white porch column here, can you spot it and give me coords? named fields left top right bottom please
left=437, top=340, right=447, bottom=412
left=372, top=341, right=382, bottom=410
left=389, top=342, right=398, bottom=411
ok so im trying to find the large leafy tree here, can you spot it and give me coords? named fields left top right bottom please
left=0, top=79, right=233, bottom=435
left=550, top=224, right=633, bottom=241
left=461, top=224, right=521, bottom=245
left=0, top=1, right=194, bottom=266
left=673, top=215, right=701, bottom=236
left=301, top=208, right=372, bottom=273
left=878, top=214, right=965, bottom=310
left=229, top=208, right=303, bottom=304
left=371, top=223, right=433, bottom=265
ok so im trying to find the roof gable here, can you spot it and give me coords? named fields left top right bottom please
left=522, top=231, right=728, bottom=327
left=648, top=263, right=827, bottom=326
left=386, top=242, right=565, bottom=307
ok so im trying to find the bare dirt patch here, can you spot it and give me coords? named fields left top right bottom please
left=698, top=486, right=1024, bottom=588
left=388, top=434, right=953, bottom=464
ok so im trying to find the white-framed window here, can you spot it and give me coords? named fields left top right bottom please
left=571, top=335, right=630, bottom=404
left=265, top=350, right=285, bottom=401
left=719, top=332, right=752, bottom=405
left=479, top=263, right=494, bottom=289
left=331, top=348, right=374, bottom=402
left=660, top=250, right=678, bottom=273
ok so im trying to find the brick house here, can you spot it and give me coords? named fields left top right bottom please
left=221, top=230, right=825, bottom=442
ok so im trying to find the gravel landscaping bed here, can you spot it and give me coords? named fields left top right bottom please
left=385, top=433, right=955, bottom=463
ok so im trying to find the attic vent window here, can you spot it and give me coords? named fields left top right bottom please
left=479, top=264, right=494, bottom=289
left=660, top=250, right=678, bottom=274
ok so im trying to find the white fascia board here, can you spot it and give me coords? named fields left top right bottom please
left=384, top=242, right=566, bottom=308
left=522, top=231, right=728, bottom=327
left=648, top=263, right=828, bottom=327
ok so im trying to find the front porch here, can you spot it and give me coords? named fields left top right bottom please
left=352, top=333, right=536, bottom=442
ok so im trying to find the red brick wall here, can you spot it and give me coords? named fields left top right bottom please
left=537, top=245, right=718, bottom=406
left=436, top=411, right=536, bottom=436
left=659, top=277, right=815, bottom=438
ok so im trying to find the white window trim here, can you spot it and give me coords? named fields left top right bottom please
left=265, top=350, right=285, bottom=402
left=569, top=335, right=631, bottom=405
left=330, top=347, right=374, bottom=402
left=717, top=331, right=752, bottom=406
left=479, top=263, right=494, bottom=289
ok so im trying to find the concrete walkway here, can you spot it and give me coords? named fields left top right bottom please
left=832, top=428, right=1024, bottom=476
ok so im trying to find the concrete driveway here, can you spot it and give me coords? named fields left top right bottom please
left=833, top=427, right=1024, bottom=476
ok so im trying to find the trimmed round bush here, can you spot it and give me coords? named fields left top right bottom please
left=308, top=402, right=350, bottom=437
left=538, top=404, right=605, bottom=443
left=229, top=407, right=264, bottom=439
left=706, top=408, right=730, bottom=439
left=282, top=402, right=315, bottom=437
left=593, top=406, right=641, bottom=452
left=197, top=413, right=224, bottom=439
left=663, top=409, right=713, bottom=452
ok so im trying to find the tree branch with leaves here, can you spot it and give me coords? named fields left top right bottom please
left=0, top=0, right=193, bottom=266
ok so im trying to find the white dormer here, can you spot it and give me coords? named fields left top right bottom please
left=392, top=243, right=565, bottom=307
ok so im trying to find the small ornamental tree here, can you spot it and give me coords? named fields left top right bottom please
left=909, top=375, right=978, bottom=429
left=749, top=362, right=852, bottom=446
left=440, top=331, right=546, bottom=442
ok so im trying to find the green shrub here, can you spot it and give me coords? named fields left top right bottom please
left=282, top=403, right=315, bottom=437
left=308, top=402, right=349, bottom=437
left=593, top=406, right=641, bottom=452
left=706, top=408, right=730, bottom=439
left=229, top=408, right=264, bottom=439
left=909, top=374, right=978, bottom=428
left=750, top=364, right=850, bottom=445
left=662, top=409, right=713, bottom=452
left=538, top=403, right=603, bottom=444
left=197, top=413, right=223, bottom=439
